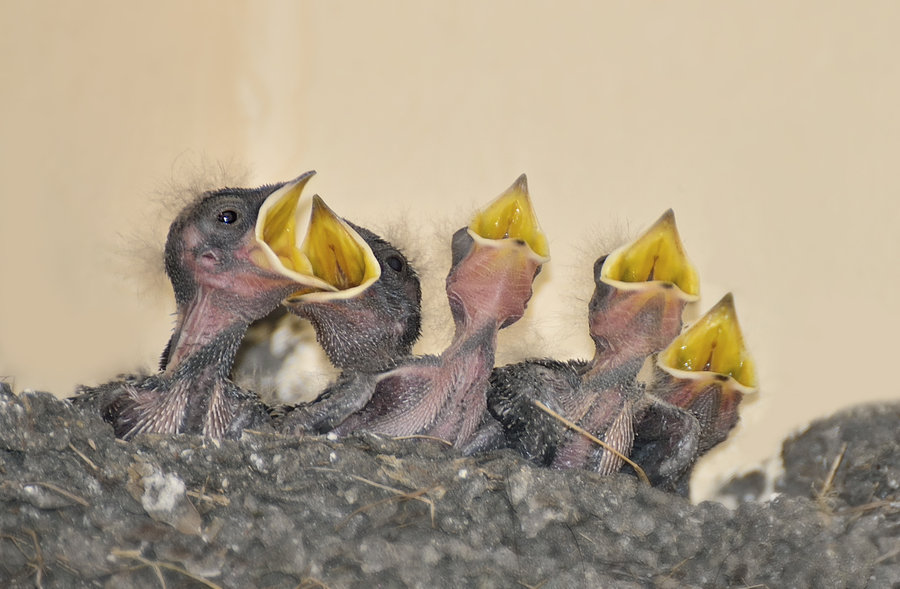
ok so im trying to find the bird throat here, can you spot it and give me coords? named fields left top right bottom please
left=162, top=287, right=253, bottom=377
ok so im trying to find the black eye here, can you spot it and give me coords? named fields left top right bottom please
left=217, top=210, right=238, bottom=224
left=385, top=255, right=404, bottom=272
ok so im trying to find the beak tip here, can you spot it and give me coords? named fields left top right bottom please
left=513, top=173, right=529, bottom=193
left=708, top=292, right=739, bottom=322
left=289, top=170, right=317, bottom=188
left=653, top=208, right=678, bottom=232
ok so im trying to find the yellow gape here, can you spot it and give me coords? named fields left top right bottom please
left=659, top=293, right=758, bottom=392
left=468, top=173, right=550, bottom=263
left=301, top=196, right=381, bottom=293
left=601, top=209, right=700, bottom=300
left=253, top=171, right=382, bottom=302
left=254, top=172, right=330, bottom=290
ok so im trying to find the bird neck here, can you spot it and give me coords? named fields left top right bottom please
left=445, top=244, right=540, bottom=337
left=445, top=320, right=498, bottom=363
left=436, top=283, right=522, bottom=410
left=425, top=322, right=497, bottom=447
left=440, top=321, right=499, bottom=408
left=588, top=288, right=687, bottom=374
left=296, top=296, right=412, bottom=373
left=162, top=286, right=252, bottom=378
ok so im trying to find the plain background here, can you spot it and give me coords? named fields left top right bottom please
left=2, top=2, right=899, bottom=500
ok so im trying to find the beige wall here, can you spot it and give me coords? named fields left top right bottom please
left=3, top=1, right=899, bottom=500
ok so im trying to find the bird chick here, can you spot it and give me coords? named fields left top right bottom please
left=274, top=204, right=423, bottom=434
left=73, top=172, right=364, bottom=439
left=330, top=174, right=549, bottom=449
left=488, top=209, right=702, bottom=485
left=640, top=292, right=758, bottom=453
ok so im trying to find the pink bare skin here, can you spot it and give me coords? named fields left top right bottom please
left=333, top=228, right=542, bottom=449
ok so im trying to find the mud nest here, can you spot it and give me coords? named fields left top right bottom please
left=1, top=382, right=898, bottom=588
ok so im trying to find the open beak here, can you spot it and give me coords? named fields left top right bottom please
left=657, top=293, right=758, bottom=392
left=600, top=209, right=700, bottom=301
left=468, top=173, right=550, bottom=264
left=253, top=172, right=381, bottom=301
left=586, top=209, right=700, bottom=373
left=287, top=195, right=382, bottom=302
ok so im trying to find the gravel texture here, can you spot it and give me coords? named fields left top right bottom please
left=1, top=382, right=897, bottom=588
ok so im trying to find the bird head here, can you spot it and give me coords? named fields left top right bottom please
left=254, top=181, right=421, bottom=372
left=164, top=171, right=339, bottom=319
left=162, top=171, right=368, bottom=371
left=446, top=174, right=550, bottom=329
left=283, top=219, right=423, bottom=372
left=587, top=209, right=700, bottom=368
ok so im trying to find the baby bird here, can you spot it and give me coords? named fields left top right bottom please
left=329, top=174, right=550, bottom=449
left=274, top=207, right=423, bottom=434
left=641, top=292, right=758, bottom=454
left=73, top=172, right=368, bottom=439
left=627, top=293, right=757, bottom=493
left=488, top=210, right=703, bottom=487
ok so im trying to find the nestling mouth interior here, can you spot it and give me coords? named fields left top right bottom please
left=658, top=294, right=757, bottom=390
left=467, top=174, right=550, bottom=263
left=255, top=178, right=381, bottom=301
left=601, top=209, right=700, bottom=300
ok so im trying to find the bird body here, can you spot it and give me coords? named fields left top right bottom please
left=334, top=334, right=493, bottom=445
left=107, top=324, right=270, bottom=438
